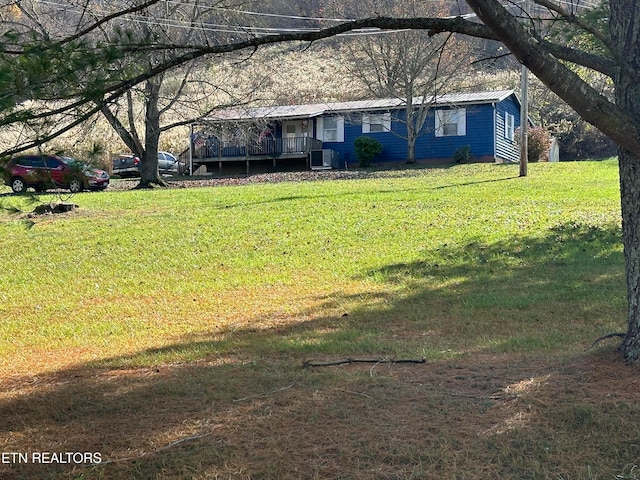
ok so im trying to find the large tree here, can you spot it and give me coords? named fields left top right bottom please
left=95, top=1, right=254, bottom=187
left=0, top=0, right=168, bottom=156
left=1, top=0, right=271, bottom=186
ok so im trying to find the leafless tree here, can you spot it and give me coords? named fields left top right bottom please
left=337, top=0, right=477, bottom=163
left=95, top=1, right=266, bottom=187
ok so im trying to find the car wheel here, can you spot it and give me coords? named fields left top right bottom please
left=69, top=178, right=84, bottom=193
left=10, top=177, right=26, bottom=194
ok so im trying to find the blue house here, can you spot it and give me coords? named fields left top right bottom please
left=188, top=90, right=521, bottom=174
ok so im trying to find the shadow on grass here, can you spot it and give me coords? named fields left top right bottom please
left=1, top=221, right=636, bottom=480
left=362, top=221, right=626, bottom=346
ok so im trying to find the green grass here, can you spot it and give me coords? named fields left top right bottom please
left=0, top=161, right=623, bottom=370
left=0, top=160, right=634, bottom=480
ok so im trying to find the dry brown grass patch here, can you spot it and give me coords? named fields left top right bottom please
left=2, top=347, right=640, bottom=479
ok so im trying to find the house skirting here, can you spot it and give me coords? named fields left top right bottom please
left=192, top=154, right=309, bottom=176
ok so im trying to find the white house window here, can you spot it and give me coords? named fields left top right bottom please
left=324, top=117, right=338, bottom=141
left=505, top=112, right=515, bottom=141
left=435, top=108, right=466, bottom=137
left=317, top=116, right=344, bottom=142
left=362, top=113, right=391, bottom=133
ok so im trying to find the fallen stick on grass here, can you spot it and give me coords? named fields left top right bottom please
left=303, top=357, right=426, bottom=368
left=585, top=332, right=625, bottom=351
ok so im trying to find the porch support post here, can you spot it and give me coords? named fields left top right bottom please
left=189, top=124, right=193, bottom=175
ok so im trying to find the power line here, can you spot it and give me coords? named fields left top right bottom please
left=36, top=0, right=602, bottom=40
left=36, top=0, right=454, bottom=37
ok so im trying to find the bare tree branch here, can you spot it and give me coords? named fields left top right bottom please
left=465, top=0, right=640, bottom=156
left=532, top=0, right=610, bottom=48
left=0, top=9, right=627, bottom=158
left=62, top=0, right=162, bottom=46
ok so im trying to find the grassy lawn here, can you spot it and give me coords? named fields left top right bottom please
left=0, top=160, right=637, bottom=479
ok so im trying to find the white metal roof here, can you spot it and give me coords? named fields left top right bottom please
left=203, top=90, right=516, bottom=123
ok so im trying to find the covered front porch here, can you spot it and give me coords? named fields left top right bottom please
left=188, top=118, right=323, bottom=175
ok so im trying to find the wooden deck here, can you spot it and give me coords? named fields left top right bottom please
left=187, top=136, right=323, bottom=175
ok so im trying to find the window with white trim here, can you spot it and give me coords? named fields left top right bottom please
left=505, top=112, right=515, bottom=141
left=435, top=109, right=466, bottom=137
left=324, top=117, right=338, bottom=141
left=317, top=116, right=344, bottom=142
left=362, top=113, right=391, bottom=133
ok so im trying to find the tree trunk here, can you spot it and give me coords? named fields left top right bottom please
left=405, top=102, right=417, bottom=164
left=136, top=77, right=167, bottom=188
left=618, top=149, right=640, bottom=363
left=611, top=0, right=640, bottom=363
left=406, top=136, right=416, bottom=164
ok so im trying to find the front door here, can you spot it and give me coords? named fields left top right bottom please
left=282, top=120, right=309, bottom=153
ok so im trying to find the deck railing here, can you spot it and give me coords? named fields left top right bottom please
left=193, top=136, right=323, bottom=159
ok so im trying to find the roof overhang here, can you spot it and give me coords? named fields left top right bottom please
left=198, top=90, right=517, bottom=124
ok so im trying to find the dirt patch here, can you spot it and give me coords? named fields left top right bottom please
left=107, top=166, right=442, bottom=191
left=28, top=203, right=79, bottom=215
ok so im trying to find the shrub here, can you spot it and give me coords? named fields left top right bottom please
left=555, top=120, right=617, bottom=160
left=526, top=80, right=617, bottom=159
left=516, top=126, right=552, bottom=162
left=454, top=145, right=472, bottom=163
left=528, top=126, right=553, bottom=162
left=354, top=136, right=383, bottom=167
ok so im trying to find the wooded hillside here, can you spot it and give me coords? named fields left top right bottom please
left=0, top=0, right=616, bottom=161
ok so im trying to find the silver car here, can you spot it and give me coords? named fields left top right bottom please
left=158, top=151, right=179, bottom=174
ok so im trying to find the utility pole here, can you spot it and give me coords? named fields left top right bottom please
left=520, top=63, right=529, bottom=177
left=519, top=0, right=530, bottom=177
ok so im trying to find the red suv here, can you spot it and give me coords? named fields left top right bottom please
left=2, top=155, right=110, bottom=193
